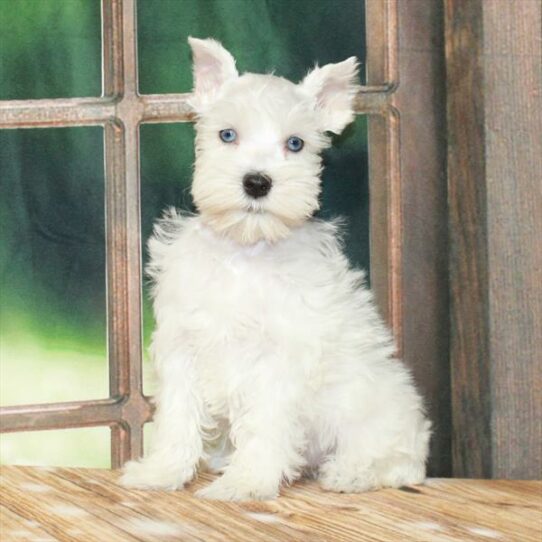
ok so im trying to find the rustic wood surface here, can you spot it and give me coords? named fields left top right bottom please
left=1, top=466, right=540, bottom=541
left=393, top=0, right=450, bottom=478
left=367, top=0, right=450, bottom=478
left=445, top=0, right=542, bottom=479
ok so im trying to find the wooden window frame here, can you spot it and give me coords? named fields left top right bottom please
left=0, top=0, right=450, bottom=475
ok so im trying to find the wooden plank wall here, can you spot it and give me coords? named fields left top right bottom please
left=394, top=0, right=450, bottom=477
left=367, top=0, right=450, bottom=477
left=445, top=0, right=542, bottom=478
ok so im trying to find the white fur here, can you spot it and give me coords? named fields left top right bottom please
left=121, top=38, right=430, bottom=501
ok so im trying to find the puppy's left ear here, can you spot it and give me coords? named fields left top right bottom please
left=188, top=37, right=238, bottom=110
left=299, top=57, right=359, bottom=134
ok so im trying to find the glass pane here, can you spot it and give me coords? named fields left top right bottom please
left=140, top=123, right=195, bottom=394
left=0, top=127, right=108, bottom=406
left=320, top=116, right=369, bottom=272
left=0, top=427, right=109, bottom=468
left=0, top=0, right=101, bottom=99
left=138, top=1, right=368, bottom=395
left=137, top=0, right=366, bottom=94
left=144, top=422, right=155, bottom=456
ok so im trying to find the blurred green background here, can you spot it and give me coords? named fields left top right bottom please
left=0, top=0, right=367, bottom=468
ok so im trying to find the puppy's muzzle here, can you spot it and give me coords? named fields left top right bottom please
left=243, top=172, right=272, bottom=199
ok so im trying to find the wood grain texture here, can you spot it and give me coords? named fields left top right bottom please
left=446, top=0, right=542, bottom=478
left=1, top=466, right=541, bottom=542
left=367, top=0, right=450, bottom=477
left=394, top=0, right=450, bottom=477
left=366, top=0, right=396, bottom=339
left=483, top=0, right=542, bottom=481
left=445, top=0, right=491, bottom=479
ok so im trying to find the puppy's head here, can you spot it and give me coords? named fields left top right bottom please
left=188, top=37, right=359, bottom=245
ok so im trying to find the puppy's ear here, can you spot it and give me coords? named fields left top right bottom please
left=299, top=57, right=359, bottom=134
left=188, top=37, right=238, bottom=110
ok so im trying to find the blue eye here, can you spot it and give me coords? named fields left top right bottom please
left=219, top=128, right=237, bottom=143
left=287, top=136, right=304, bottom=152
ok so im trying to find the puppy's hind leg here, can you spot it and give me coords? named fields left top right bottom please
left=318, top=430, right=427, bottom=493
left=317, top=380, right=430, bottom=493
left=317, top=420, right=382, bottom=493
left=120, top=347, right=206, bottom=491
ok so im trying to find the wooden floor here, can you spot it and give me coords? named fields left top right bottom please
left=0, top=466, right=540, bottom=541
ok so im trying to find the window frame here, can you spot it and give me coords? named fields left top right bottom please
left=0, top=0, right=449, bottom=474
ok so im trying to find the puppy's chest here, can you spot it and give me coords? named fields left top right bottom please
left=193, top=254, right=306, bottom=322
left=156, top=236, right=343, bottom=404
left=164, top=244, right=329, bottom=342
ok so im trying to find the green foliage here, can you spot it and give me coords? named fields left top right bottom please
left=0, top=0, right=101, bottom=99
left=137, top=0, right=367, bottom=94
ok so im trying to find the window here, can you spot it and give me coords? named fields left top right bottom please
left=0, top=0, right=449, bottom=475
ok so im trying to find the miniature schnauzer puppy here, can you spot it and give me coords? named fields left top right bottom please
left=121, top=37, right=430, bottom=501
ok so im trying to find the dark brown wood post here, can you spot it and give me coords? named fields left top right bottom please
left=394, top=0, right=450, bottom=477
left=367, top=0, right=450, bottom=476
left=445, top=0, right=542, bottom=479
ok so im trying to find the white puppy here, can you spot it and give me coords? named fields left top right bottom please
left=121, top=37, right=430, bottom=501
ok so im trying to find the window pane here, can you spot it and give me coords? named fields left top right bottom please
left=144, top=422, right=155, bottom=456
left=0, top=127, right=108, bottom=406
left=320, top=116, right=369, bottom=272
left=0, top=0, right=101, bottom=99
left=140, top=123, right=195, bottom=394
left=0, top=427, right=109, bottom=468
left=137, top=0, right=366, bottom=95
left=138, top=2, right=368, bottom=395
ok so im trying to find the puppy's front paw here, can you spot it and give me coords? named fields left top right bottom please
left=120, top=459, right=194, bottom=491
left=318, top=459, right=379, bottom=493
left=196, top=474, right=279, bottom=501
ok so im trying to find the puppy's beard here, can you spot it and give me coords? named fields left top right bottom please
left=201, top=208, right=298, bottom=245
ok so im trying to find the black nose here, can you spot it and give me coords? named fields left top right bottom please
left=243, top=173, right=272, bottom=199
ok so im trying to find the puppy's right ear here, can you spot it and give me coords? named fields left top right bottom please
left=188, top=37, right=238, bottom=111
